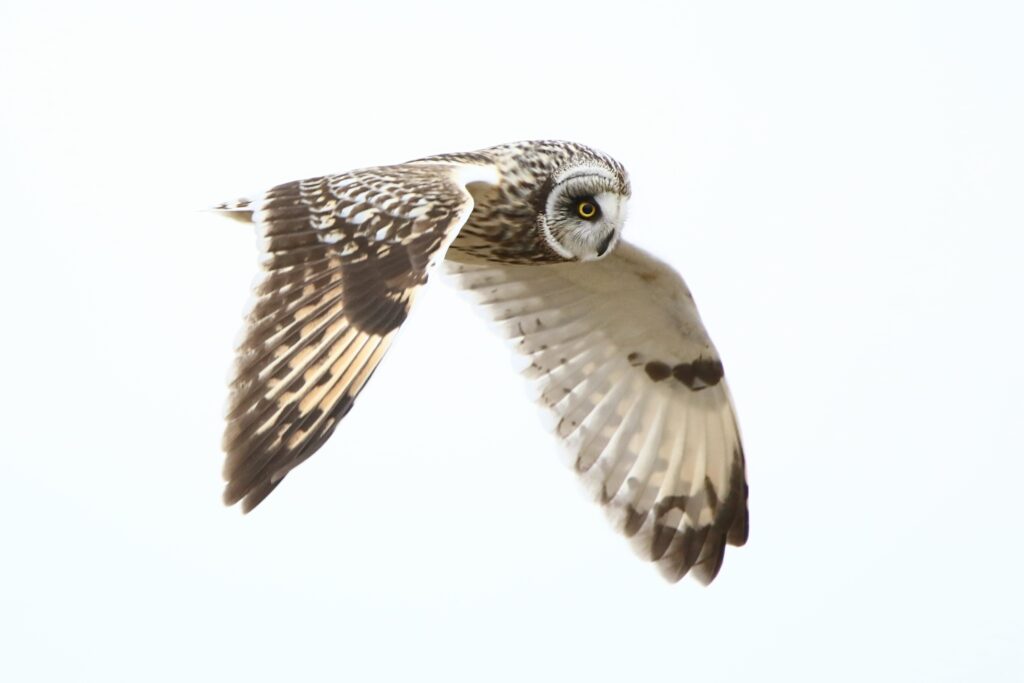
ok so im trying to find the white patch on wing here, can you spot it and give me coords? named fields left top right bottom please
left=453, top=163, right=501, bottom=187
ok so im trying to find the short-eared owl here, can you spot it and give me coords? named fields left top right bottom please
left=215, top=140, right=748, bottom=584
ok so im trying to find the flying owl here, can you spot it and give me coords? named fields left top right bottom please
left=214, top=140, right=748, bottom=584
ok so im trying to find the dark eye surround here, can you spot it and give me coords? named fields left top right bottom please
left=575, top=197, right=601, bottom=221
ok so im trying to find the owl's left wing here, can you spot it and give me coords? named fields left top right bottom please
left=216, top=162, right=497, bottom=512
left=445, top=241, right=748, bottom=584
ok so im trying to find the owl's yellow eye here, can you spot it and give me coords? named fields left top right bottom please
left=577, top=200, right=598, bottom=220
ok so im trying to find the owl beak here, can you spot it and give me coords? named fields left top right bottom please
left=596, top=231, right=615, bottom=257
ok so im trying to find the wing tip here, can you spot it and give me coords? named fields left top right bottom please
left=691, top=536, right=728, bottom=585
left=222, top=473, right=282, bottom=514
left=613, top=464, right=748, bottom=585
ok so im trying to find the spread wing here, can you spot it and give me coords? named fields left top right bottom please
left=445, top=242, right=748, bottom=584
left=216, top=162, right=497, bottom=512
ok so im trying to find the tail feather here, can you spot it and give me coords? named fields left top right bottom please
left=212, top=196, right=256, bottom=224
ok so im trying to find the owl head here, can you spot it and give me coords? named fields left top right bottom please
left=537, top=155, right=631, bottom=262
left=440, top=140, right=631, bottom=264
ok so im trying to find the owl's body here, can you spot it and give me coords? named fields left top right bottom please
left=215, top=140, right=748, bottom=584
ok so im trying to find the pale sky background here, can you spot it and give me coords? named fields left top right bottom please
left=1, top=1, right=1022, bottom=681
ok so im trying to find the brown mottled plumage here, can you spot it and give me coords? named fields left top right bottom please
left=214, top=140, right=747, bottom=584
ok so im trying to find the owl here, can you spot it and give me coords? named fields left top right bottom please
left=215, top=140, right=748, bottom=584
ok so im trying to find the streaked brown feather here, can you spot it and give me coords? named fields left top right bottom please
left=219, top=163, right=481, bottom=511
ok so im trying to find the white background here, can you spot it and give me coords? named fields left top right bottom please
left=2, top=1, right=1022, bottom=681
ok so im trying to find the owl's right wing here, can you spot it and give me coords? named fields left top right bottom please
left=216, top=161, right=498, bottom=512
left=445, top=241, right=748, bottom=584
